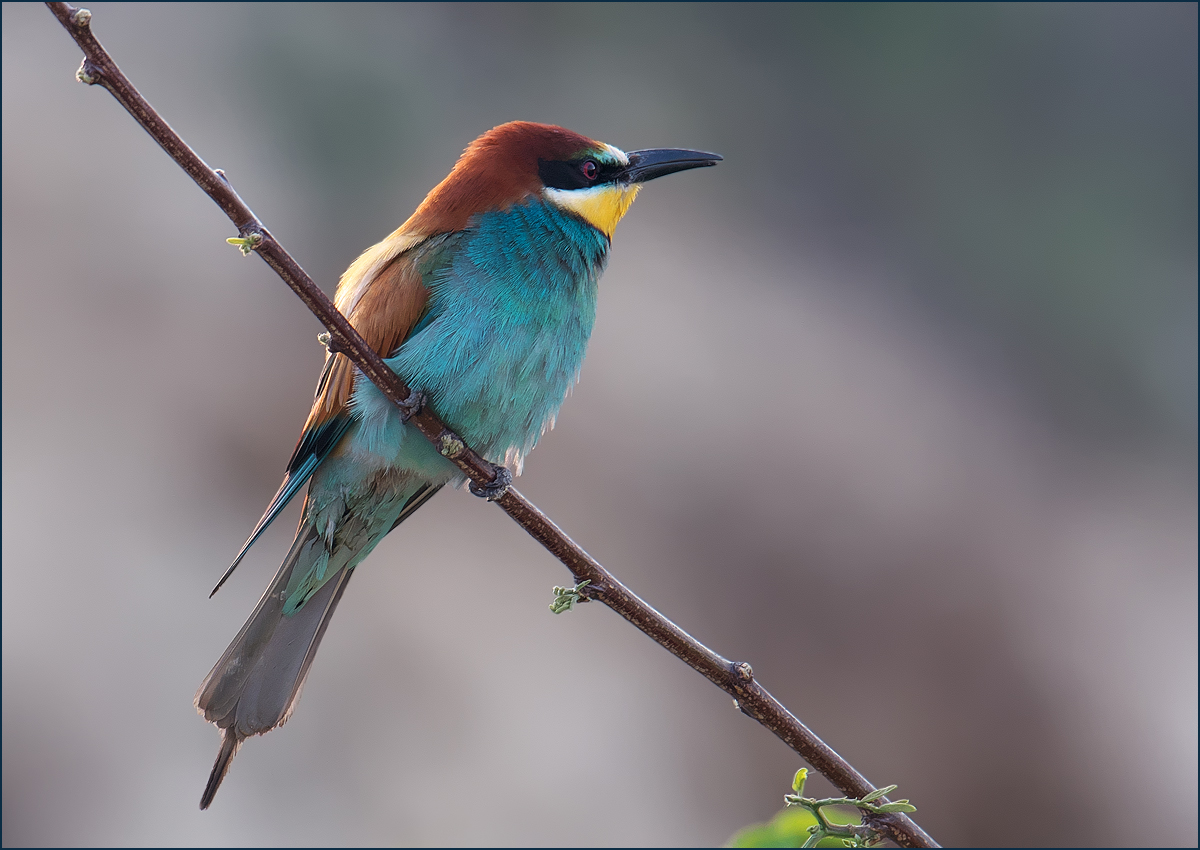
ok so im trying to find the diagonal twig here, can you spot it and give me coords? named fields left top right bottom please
left=45, top=4, right=937, bottom=847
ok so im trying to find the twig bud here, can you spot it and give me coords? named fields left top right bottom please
left=75, top=60, right=97, bottom=85
left=791, top=767, right=808, bottom=796
left=225, top=233, right=263, bottom=256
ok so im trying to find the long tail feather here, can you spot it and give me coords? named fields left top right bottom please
left=195, top=526, right=353, bottom=808
left=209, top=456, right=320, bottom=598
left=211, top=387, right=355, bottom=598
left=197, top=478, right=441, bottom=809
left=200, top=728, right=240, bottom=810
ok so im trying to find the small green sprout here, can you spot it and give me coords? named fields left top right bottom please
left=549, top=580, right=591, bottom=614
left=226, top=232, right=262, bottom=255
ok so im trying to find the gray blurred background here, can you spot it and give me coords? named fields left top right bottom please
left=3, top=3, right=1196, bottom=846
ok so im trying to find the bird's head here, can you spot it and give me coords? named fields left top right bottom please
left=402, top=121, right=721, bottom=239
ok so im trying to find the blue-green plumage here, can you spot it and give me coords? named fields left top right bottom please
left=195, top=120, right=719, bottom=810
left=364, top=198, right=607, bottom=471
left=292, top=199, right=607, bottom=612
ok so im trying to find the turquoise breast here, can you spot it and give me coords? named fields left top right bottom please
left=349, top=197, right=610, bottom=477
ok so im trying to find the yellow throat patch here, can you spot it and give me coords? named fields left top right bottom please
left=544, top=183, right=642, bottom=238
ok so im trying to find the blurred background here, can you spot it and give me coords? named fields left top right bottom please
left=3, top=3, right=1196, bottom=846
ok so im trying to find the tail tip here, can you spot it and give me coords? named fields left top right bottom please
left=199, top=728, right=241, bottom=810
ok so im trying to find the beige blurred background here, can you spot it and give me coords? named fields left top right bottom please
left=3, top=3, right=1196, bottom=846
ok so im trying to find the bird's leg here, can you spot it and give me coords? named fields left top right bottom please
left=469, top=464, right=512, bottom=501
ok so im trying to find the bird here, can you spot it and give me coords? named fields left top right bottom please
left=194, top=121, right=720, bottom=809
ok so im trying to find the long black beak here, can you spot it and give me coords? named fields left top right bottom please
left=623, top=148, right=722, bottom=183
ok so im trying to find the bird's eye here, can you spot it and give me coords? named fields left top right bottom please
left=581, top=160, right=599, bottom=182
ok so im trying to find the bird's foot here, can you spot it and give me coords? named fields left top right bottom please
left=469, top=465, right=512, bottom=501
left=396, top=389, right=426, bottom=421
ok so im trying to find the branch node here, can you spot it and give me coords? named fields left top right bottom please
left=76, top=58, right=99, bottom=85
left=469, top=465, right=512, bottom=501
left=436, top=432, right=465, bottom=459
left=316, top=331, right=351, bottom=356
left=735, top=661, right=754, bottom=681
left=71, top=7, right=92, bottom=28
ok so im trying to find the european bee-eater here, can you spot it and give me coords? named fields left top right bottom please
left=195, top=121, right=720, bottom=809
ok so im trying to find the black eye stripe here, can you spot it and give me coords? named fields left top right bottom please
left=538, top=158, right=623, bottom=190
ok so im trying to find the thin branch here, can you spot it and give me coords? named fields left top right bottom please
left=45, top=5, right=937, bottom=847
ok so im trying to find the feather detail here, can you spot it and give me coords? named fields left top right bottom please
left=335, top=229, right=425, bottom=317
left=197, top=119, right=712, bottom=810
left=213, top=241, right=432, bottom=594
left=196, top=536, right=355, bottom=808
left=305, top=243, right=432, bottom=439
left=399, top=122, right=606, bottom=235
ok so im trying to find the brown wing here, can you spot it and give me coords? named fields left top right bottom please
left=301, top=236, right=430, bottom=438
left=210, top=235, right=430, bottom=597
